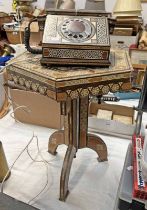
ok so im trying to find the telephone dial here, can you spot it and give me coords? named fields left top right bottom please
left=24, top=9, right=111, bottom=66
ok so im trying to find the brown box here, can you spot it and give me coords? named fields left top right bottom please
left=88, top=102, right=137, bottom=139
left=5, top=21, right=41, bottom=45
left=89, top=102, right=135, bottom=123
left=5, top=30, right=24, bottom=44
left=0, top=15, right=13, bottom=27
left=0, top=70, right=10, bottom=118
left=21, top=20, right=41, bottom=46
left=113, top=27, right=133, bottom=36
left=10, top=89, right=64, bottom=129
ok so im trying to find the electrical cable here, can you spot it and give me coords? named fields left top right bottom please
left=0, top=133, right=35, bottom=193
left=10, top=105, right=31, bottom=123
left=0, top=99, right=56, bottom=203
left=26, top=135, right=49, bottom=205
left=0, top=75, right=58, bottom=204
left=19, top=24, right=23, bottom=45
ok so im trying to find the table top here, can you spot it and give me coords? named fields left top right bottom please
left=7, top=49, right=133, bottom=101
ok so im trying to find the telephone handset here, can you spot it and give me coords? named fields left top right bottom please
left=24, top=16, right=45, bottom=54
left=24, top=9, right=111, bottom=66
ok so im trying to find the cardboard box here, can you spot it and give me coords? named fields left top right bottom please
left=0, top=69, right=10, bottom=118
left=0, top=70, right=6, bottom=111
left=88, top=102, right=145, bottom=139
left=21, top=21, right=41, bottom=46
left=10, top=89, right=64, bottom=129
left=0, top=14, right=13, bottom=27
left=110, top=34, right=139, bottom=49
left=5, top=21, right=41, bottom=45
left=5, top=30, right=24, bottom=44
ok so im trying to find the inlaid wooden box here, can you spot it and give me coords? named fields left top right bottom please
left=41, top=10, right=111, bottom=66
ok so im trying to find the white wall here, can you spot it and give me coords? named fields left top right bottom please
left=0, top=0, right=147, bottom=24
left=142, top=3, right=147, bottom=24
left=0, top=0, right=13, bottom=13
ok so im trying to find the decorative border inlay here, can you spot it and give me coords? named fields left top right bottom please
left=44, top=48, right=108, bottom=60
left=96, top=17, right=110, bottom=45
left=10, top=73, right=47, bottom=95
left=8, top=71, right=131, bottom=101
left=65, top=81, right=131, bottom=99
left=6, top=49, right=132, bottom=101
left=6, top=50, right=132, bottom=85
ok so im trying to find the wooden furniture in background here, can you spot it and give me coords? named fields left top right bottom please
left=0, top=70, right=10, bottom=119
left=85, top=0, right=105, bottom=10
left=0, top=142, right=10, bottom=183
left=44, top=0, right=63, bottom=9
left=17, top=0, right=37, bottom=16
left=132, top=64, right=147, bottom=89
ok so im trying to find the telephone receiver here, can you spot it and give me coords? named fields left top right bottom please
left=24, top=14, right=45, bottom=54
left=24, top=9, right=111, bottom=66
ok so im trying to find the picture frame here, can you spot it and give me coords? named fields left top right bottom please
left=129, top=48, right=147, bottom=66
left=85, top=0, right=105, bottom=10
left=113, top=27, right=133, bottom=36
left=131, top=64, right=147, bottom=89
left=44, top=0, right=61, bottom=9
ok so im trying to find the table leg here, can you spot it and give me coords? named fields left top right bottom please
left=87, top=134, right=108, bottom=162
left=48, top=130, right=64, bottom=155
left=48, top=96, right=108, bottom=201
left=59, top=99, right=77, bottom=200
left=48, top=99, right=76, bottom=155
left=79, top=97, right=108, bottom=162
left=60, top=144, right=76, bottom=201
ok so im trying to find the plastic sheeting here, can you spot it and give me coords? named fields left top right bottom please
left=0, top=100, right=146, bottom=210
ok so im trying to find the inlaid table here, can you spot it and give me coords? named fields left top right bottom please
left=6, top=49, right=133, bottom=201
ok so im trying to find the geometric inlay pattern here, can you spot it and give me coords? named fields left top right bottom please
left=96, top=18, right=110, bottom=45
left=44, top=48, right=108, bottom=60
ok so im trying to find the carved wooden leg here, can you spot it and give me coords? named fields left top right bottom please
left=48, top=130, right=64, bottom=155
left=87, top=133, right=108, bottom=162
left=60, top=144, right=76, bottom=201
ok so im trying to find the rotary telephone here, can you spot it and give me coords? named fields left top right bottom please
left=24, top=9, right=111, bottom=66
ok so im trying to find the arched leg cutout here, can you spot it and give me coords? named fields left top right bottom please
left=87, top=134, right=108, bottom=162
left=48, top=130, right=64, bottom=155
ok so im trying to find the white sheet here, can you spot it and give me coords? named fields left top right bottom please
left=0, top=100, right=146, bottom=210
